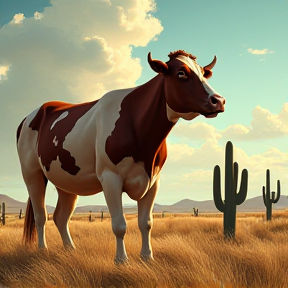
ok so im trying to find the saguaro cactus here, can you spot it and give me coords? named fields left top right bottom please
left=262, top=169, right=280, bottom=221
left=1, top=202, right=5, bottom=225
left=213, top=141, right=248, bottom=238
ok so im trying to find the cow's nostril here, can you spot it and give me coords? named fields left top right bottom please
left=211, top=96, right=218, bottom=105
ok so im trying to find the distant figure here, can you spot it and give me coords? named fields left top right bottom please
left=193, top=207, right=199, bottom=217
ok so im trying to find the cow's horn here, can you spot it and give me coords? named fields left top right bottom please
left=203, top=55, right=217, bottom=71
left=147, top=52, right=168, bottom=74
left=148, top=52, right=153, bottom=65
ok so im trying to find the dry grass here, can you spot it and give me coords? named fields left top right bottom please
left=1, top=212, right=288, bottom=288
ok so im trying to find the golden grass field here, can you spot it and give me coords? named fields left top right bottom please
left=1, top=211, right=288, bottom=288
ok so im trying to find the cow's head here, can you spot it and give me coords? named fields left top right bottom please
left=148, top=50, right=225, bottom=121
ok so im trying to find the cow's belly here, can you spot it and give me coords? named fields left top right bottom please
left=45, top=157, right=153, bottom=200
left=44, top=159, right=103, bottom=195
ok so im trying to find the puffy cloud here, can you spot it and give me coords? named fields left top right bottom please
left=171, top=122, right=222, bottom=142
left=11, top=13, right=25, bottom=24
left=166, top=138, right=224, bottom=171
left=172, top=104, right=288, bottom=143
left=0, top=65, right=10, bottom=81
left=167, top=143, right=194, bottom=162
left=222, top=104, right=288, bottom=140
left=247, top=48, right=274, bottom=55
left=34, top=12, right=44, bottom=20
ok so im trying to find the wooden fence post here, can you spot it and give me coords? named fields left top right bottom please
left=1, top=202, right=5, bottom=225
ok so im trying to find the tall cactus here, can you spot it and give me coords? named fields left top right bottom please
left=262, top=169, right=280, bottom=221
left=213, top=141, right=248, bottom=238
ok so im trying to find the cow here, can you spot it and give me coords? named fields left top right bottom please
left=16, top=50, right=225, bottom=263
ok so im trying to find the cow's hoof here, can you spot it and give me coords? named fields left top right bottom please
left=140, top=254, right=154, bottom=263
left=63, top=244, right=76, bottom=251
left=114, top=257, right=129, bottom=265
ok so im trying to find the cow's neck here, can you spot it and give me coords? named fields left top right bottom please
left=105, top=75, right=175, bottom=179
left=132, top=75, right=176, bottom=178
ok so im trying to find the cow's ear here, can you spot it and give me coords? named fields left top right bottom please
left=203, top=69, right=213, bottom=79
left=148, top=52, right=168, bottom=74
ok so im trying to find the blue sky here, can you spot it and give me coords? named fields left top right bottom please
left=0, top=0, right=287, bottom=207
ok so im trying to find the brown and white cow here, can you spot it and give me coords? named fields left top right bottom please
left=17, top=50, right=225, bottom=263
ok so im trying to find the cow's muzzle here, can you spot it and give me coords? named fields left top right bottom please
left=205, top=94, right=226, bottom=118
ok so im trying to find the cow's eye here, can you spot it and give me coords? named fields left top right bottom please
left=177, top=71, right=187, bottom=79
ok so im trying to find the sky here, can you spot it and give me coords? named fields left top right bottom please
left=0, top=0, right=287, bottom=208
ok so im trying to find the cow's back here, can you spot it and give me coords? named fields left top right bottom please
left=17, top=88, right=136, bottom=194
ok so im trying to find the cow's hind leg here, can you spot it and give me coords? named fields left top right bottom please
left=53, top=188, right=78, bottom=249
left=102, top=172, right=127, bottom=263
left=137, top=175, right=159, bottom=261
left=23, top=170, right=48, bottom=249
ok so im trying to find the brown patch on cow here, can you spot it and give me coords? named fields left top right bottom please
left=168, top=50, right=197, bottom=61
left=29, top=100, right=98, bottom=175
left=16, top=117, right=26, bottom=144
left=105, top=76, right=175, bottom=180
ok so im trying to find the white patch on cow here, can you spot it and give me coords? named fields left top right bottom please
left=166, top=103, right=200, bottom=122
left=176, top=55, right=203, bottom=80
left=53, top=136, right=58, bottom=146
left=50, top=111, right=69, bottom=130
left=202, top=80, right=219, bottom=97
left=176, top=55, right=219, bottom=97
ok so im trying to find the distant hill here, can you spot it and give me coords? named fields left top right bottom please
left=0, top=194, right=287, bottom=214
left=0, top=194, right=26, bottom=213
left=0, top=194, right=55, bottom=214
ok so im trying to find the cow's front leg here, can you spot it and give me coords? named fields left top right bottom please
left=137, top=175, right=159, bottom=261
left=102, top=171, right=128, bottom=263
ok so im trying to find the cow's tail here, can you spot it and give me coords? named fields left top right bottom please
left=16, top=117, right=26, bottom=145
left=23, top=198, right=36, bottom=245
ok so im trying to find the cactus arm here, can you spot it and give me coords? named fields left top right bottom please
left=236, top=168, right=248, bottom=205
left=262, top=186, right=267, bottom=207
left=271, top=180, right=281, bottom=203
left=213, top=165, right=225, bottom=212
left=233, top=162, right=238, bottom=193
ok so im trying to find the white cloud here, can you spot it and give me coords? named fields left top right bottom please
left=167, top=143, right=194, bottom=162
left=222, top=104, right=288, bottom=140
left=166, top=138, right=224, bottom=170
left=0, top=65, right=10, bottom=81
left=11, top=13, right=25, bottom=24
left=172, top=104, right=288, bottom=143
left=171, top=122, right=221, bottom=141
left=247, top=48, right=274, bottom=55
left=34, top=12, right=44, bottom=20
